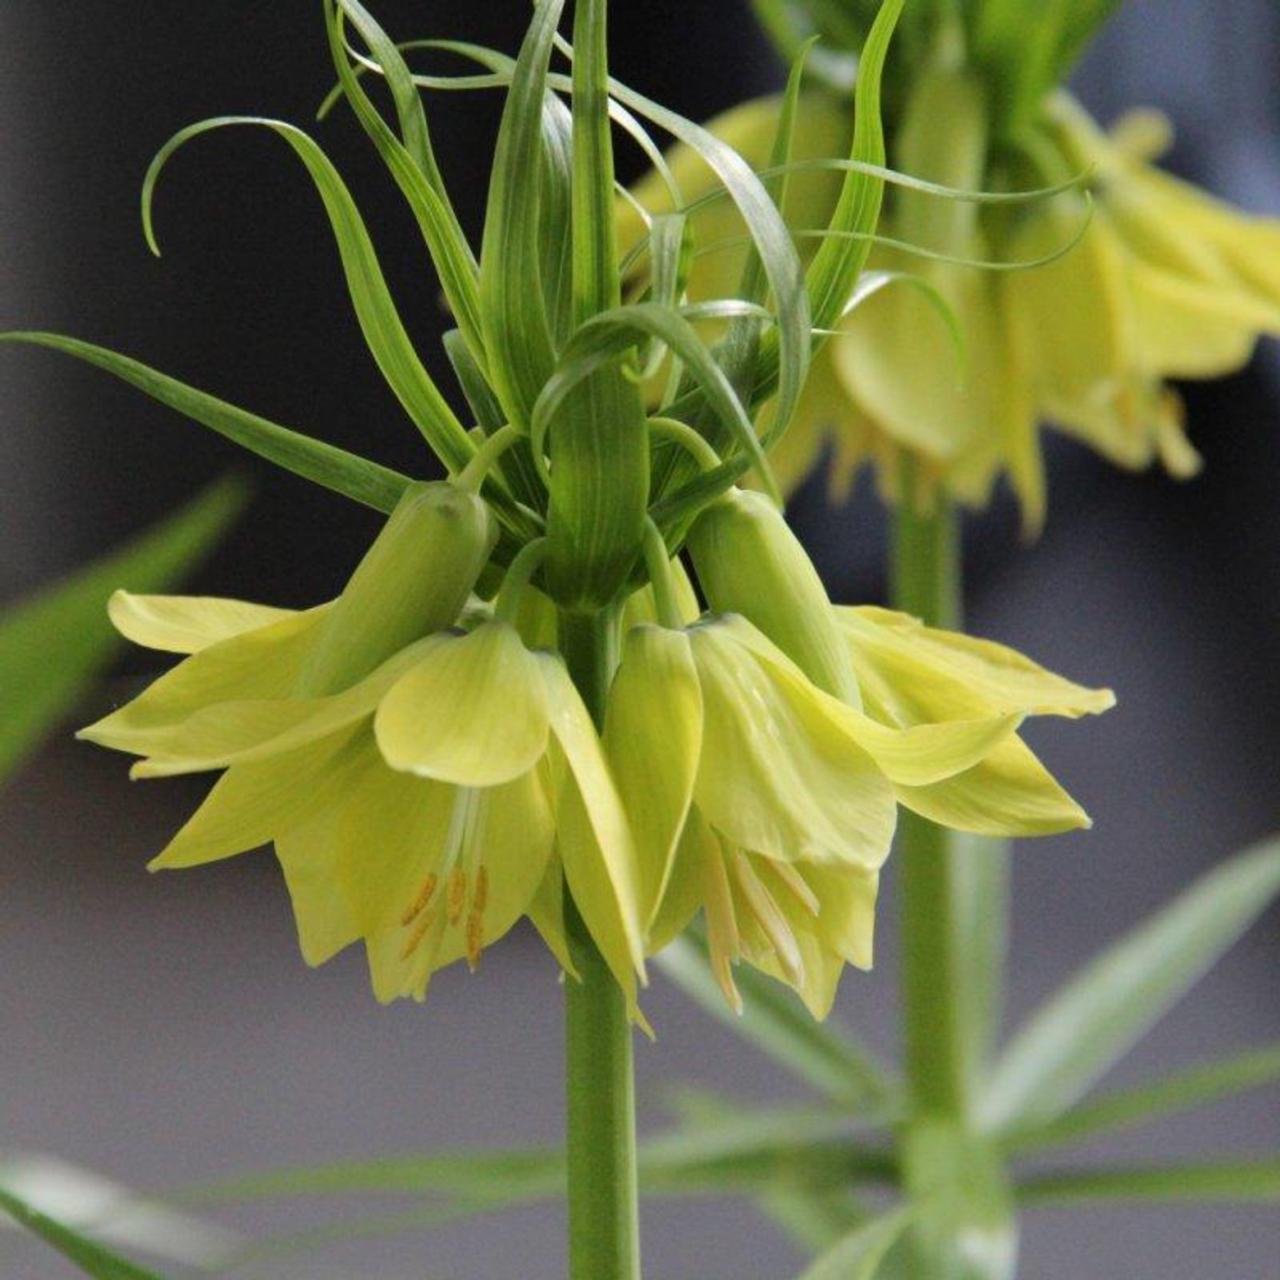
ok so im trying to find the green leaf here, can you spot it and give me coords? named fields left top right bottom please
left=600, top=71, right=811, bottom=445
left=952, top=834, right=1012, bottom=1105
left=143, top=115, right=473, bottom=471
left=798, top=1207, right=912, bottom=1280
left=1017, top=1160, right=1280, bottom=1207
left=570, top=0, right=622, bottom=323
left=477, top=0, right=564, bottom=430
left=1001, top=1044, right=1280, bottom=1156
left=803, top=0, right=903, bottom=334
left=324, top=1, right=485, bottom=366
left=981, top=837, right=1280, bottom=1133
left=657, top=933, right=899, bottom=1112
left=0, top=478, right=244, bottom=780
left=0, top=1187, right=164, bottom=1280
left=532, top=303, right=779, bottom=503
left=188, top=1147, right=564, bottom=1204
left=648, top=457, right=750, bottom=536
left=0, top=333, right=412, bottom=514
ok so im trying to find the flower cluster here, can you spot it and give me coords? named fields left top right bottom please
left=623, top=52, right=1280, bottom=533
left=85, top=482, right=1110, bottom=1019
left=18, top=0, right=1115, bottom=1026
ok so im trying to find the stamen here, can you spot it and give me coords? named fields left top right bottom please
left=769, top=860, right=820, bottom=918
left=466, top=912, right=485, bottom=972
left=447, top=867, right=469, bottom=925
left=700, top=841, right=743, bottom=1015
left=400, top=873, right=439, bottom=926
left=400, top=910, right=436, bottom=961
left=732, top=852, right=805, bottom=989
left=472, top=865, right=490, bottom=916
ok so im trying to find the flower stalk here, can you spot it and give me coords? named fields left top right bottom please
left=560, top=608, right=641, bottom=1280
left=892, top=456, right=1017, bottom=1275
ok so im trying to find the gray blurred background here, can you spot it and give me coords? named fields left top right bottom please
left=1, top=1, right=1278, bottom=1276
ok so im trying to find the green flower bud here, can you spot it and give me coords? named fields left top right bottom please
left=296, top=481, right=497, bottom=696
left=685, top=488, right=861, bottom=708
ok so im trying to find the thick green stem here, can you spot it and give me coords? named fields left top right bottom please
left=558, top=609, right=641, bottom=1280
left=891, top=474, right=968, bottom=1119
left=891, top=464, right=1017, bottom=1279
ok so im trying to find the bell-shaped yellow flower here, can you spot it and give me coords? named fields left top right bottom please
left=626, top=81, right=1280, bottom=531
left=602, top=611, right=1089, bottom=1017
left=80, top=484, right=645, bottom=1007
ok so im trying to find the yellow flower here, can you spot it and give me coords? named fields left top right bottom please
left=80, top=483, right=645, bottom=1007
left=603, top=605, right=1109, bottom=1018
left=625, top=81, right=1280, bottom=532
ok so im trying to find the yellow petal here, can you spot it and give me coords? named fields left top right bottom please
left=731, top=617, right=1022, bottom=785
left=894, top=736, right=1091, bottom=836
left=148, top=728, right=364, bottom=869
left=539, top=653, right=646, bottom=991
left=688, top=619, right=897, bottom=870
left=338, top=767, right=553, bottom=1003
left=1129, top=262, right=1268, bottom=379
left=646, top=808, right=715, bottom=955
left=123, top=640, right=432, bottom=777
left=1004, top=205, right=1133, bottom=408
left=374, top=623, right=550, bottom=787
left=526, top=856, right=578, bottom=979
left=109, top=591, right=299, bottom=654
left=79, top=607, right=328, bottom=752
left=605, top=626, right=702, bottom=926
left=840, top=606, right=1116, bottom=723
left=835, top=250, right=986, bottom=461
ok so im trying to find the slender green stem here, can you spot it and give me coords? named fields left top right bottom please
left=558, top=608, right=641, bottom=1280
left=891, top=467, right=967, bottom=1120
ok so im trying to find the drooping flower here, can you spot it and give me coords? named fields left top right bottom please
left=602, top=488, right=1113, bottom=1017
left=601, top=600, right=1108, bottom=1017
left=623, top=78, right=1280, bottom=532
left=80, top=483, right=645, bottom=1006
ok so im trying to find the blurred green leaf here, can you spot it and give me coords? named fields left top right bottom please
left=0, top=1187, right=165, bottom=1280
left=1017, top=1160, right=1280, bottom=1206
left=1001, top=1044, right=1280, bottom=1156
left=0, top=334, right=411, bottom=514
left=658, top=933, right=900, bottom=1113
left=797, top=1206, right=912, bottom=1280
left=981, top=837, right=1280, bottom=1133
left=0, top=478, right=244, bottom=780
left=143, top=116, right=473, bottom=471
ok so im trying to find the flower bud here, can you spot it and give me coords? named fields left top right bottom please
left=296, top=481, right=497, bottom=696
left=685, top=488, right=861, bottom=708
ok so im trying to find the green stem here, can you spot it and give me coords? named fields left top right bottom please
left=891, top=467, right=967, bottom=1119
left=890, top=463, right=1018, bottom=1279
left=558, top=609, right=641, bottom=1280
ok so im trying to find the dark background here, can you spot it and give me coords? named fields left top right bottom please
left=1, top=2, right=1277, bottom=1276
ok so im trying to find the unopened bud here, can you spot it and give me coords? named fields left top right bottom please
left=297, top=482, right=496, bottom=695
left=686, top=488, right=861, bottom=707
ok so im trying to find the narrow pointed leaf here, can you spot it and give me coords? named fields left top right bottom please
left=803, top=0, right=904, bottom=334
left=1001, top=1044, right=1280, bottom=1155
left=0, top=479, right=244, bottom=779
left=1017, top=1160, right=1280, bottom=1206
left=658, top=933, right=899, bottom=1112
left=0, top=333, right=411, bottom=513
left=0, top=1188, right=164, bottom=1280
left=982, top=837, right=1280, bottom=1132
left=477, top=0, right=564, bottom=428
left=143, top=117, right=473, bottom=470
left=798, top=1207, right=912, bottom=1280
left=325, top=2, right=485, bottom=363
